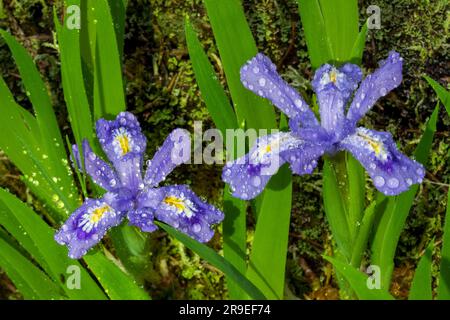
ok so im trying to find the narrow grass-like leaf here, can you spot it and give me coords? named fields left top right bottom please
left=0, top=30, right=78, bottom=209
left=185, top=20, right=237, bottom=136
left=0, top=75, right=71, bottom=216
left=0, top=188, right=107, bottom=299
left=246, top=165, right=292, bottom=299
left=83, top=252, right=150, bottom=300
left=347, top=153, right=366, bottom=244
left=185, top=19, right=248, bottom=298
left=426, top=73, right=450, bottom=300
left=350, top=22, right=368, bottom=65
left=350, top=202, right=377, bottom=267
left=222, top=188, right=248, bottom=299
left=91, top=0, right=126, bottom=119
left=438, top=189, right=450, bottom=299
left=371, top=104, right=439, bottom=290
left=202, top=0, right=276, bottom=130
left=409, top=241, right=434, bottom=300
left=323, top=158, right=352, bottom=259
left=0, top=237, right=63, bottom=300
left=425, top=76, right=450, bottom=114
left=298, top=0, right=359, bottom=67
left=317, top=0, right=359, bottom=64
left=325, top=256, right=394, bottom=300
left=158, top=222, right=266, bottom=300
left=107, top=0, right=127, bottom=61
left=297, top=0, right=333, bottom=69
left=54, top=8, right=95, bottom=152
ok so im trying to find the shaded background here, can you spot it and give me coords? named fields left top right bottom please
left=0, top=0, right=448, bottom=299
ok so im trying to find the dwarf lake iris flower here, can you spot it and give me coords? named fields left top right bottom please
left=222, top=51, right=425, bottom=200
left=55, top=112, right=223, bottom=259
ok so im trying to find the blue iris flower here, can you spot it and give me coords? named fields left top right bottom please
left=222, top=51, right=425, bottom=200
left=55, top=112, right=223, bottom=259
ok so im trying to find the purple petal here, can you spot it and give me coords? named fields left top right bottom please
left=240, top=53, right=319, bottom=128
left=150, top=185, right=224, bottom=242
left=289, top=117, right=334, bottom=142
left=96, top=112, right=147, bottom=163
left=347, top=51, right=403, bottom=126
left=114, top=156, right=144, bottom=193
left=71, top=144, right=82, bottom=172
left=312, top=63, right=362, bottom=101
left=54, top=196, right=125, bottom=259
left=312, top=63, right=362, bottom=137
left=317, top=88, right=347, bottom=137
left=281, top=143, right=328, bottom=175
left=339, top=127, right=425, bottom=196
left=222, top=132, right=302, bottom=200
left=96, top=112, right=147, bottom=191
left=128, top=208, right=158, bottom=232
left=144, top=129, right=191, bottom=187
left=81, top=140, right=119, bottom=192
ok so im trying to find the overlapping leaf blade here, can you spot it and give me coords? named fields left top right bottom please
left=158, top=222, right=266, bottom=300
left=371, top=104, right=439, bottom=290
left=409, top=241, right=434, bottom=300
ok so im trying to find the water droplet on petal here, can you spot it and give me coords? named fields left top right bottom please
left=387, top=177, right=399, bottom=188
left=192, top=223, right=202, bottom=233
left=252, top=176, right=261, bottom=187
left=374, top=176, right=385, bottom=187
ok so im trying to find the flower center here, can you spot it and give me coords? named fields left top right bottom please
left=250, top=133, right=299, bottom=165
left=79, top=204, right=113, bottom=233
left=330, top=69, right=338, bottom=83
left=113, top=128, right=132, bottom=156
left=90, top=205, right=110, bottom=224
left=163, top=196, right=196, bottom=218
left=357, top=131, right=387, bottom=161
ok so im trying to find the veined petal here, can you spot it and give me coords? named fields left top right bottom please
left=317, top=88, right=347, bottom=137
left=54, top=196, right=125, bottom=259
left=222, top=132, right=302, bottom=200
left=128, top=208, right=158, bottom=232
left=312, top=64, right=362, bottom=137
left=141, top=185, right=224, bottom=242
left=96, top=112, right=147, bottom=162
left=339, top=127, right=425, bottom=196
left=312, top=63, right=362, bottom=101
left=96, top=112, right=147, bottom=191
left=240, top=53, right=319, bottom=128
left=347, top=51, right=403, bottom=126
left=144, top=129, right=191, bottom=187
left=281, top=143, right=328, bottom=176
left=81, top=140, right=119, bottom=192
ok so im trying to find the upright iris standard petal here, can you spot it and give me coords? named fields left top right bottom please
left=151, top=185, right=224, bottom=243
left=240, top=53, right=319, bottom=128
left=144, top=128, right=191, bottom=187
left=222, top=132, right=303, bottom=200
left=81, top=140, right=119, bottom=192
left=347, top=51, right=403, bottom=126
left=316, top=89, right=347, bottom=137
left=96, top=112, right=147, bottom=191
left=55, top=197, right=125, bottom=259
left=312, top=63, right=362, bottom=101
left=339, top=127, right=425, bottom=195
left=312, top=63, right=362, bottom=137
